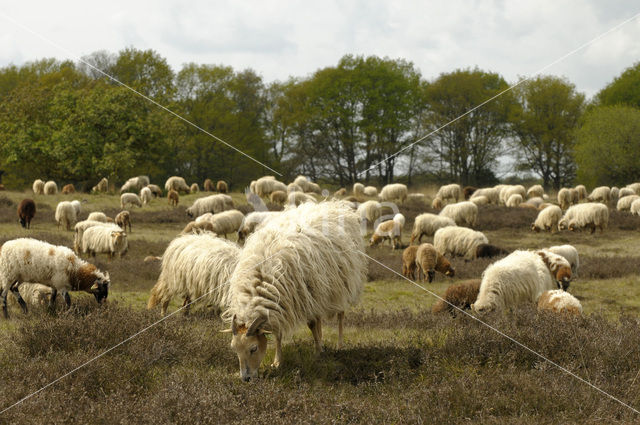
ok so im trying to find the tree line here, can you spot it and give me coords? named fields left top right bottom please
left=0, top=47, right=638, bottom=191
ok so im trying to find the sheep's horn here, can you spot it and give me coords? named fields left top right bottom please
left=247, top=316, right=267, bottom=337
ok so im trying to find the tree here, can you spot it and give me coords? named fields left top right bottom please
left=595, top=61, right=640, bottom=108
left=509, top=76, right=585, bottom=190
left=111, top=48, right=175, bottom=101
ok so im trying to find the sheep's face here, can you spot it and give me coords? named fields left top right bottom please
left=471, top=303, right=494, bottom=315
left=444, top=267, right=455, bottom=278
left=91, top=273, right=110, bottom=304
left=369, top=234, right=382, bottom=247
left=18, top=217, right=27, bottom=228
left=228, top=316, right=268, bottom=382
left=558, top=220, right=568, bottom=231
left=555, top=266, right=572, bottom=291
left=530, top=223, right=540, bottom=232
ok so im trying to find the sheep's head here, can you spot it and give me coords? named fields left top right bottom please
left=369, top=234, right=382, bottom=247
left=18, top=217, right=27, bottom=228
left=537, top=250, right=572, bottom=291
left=444, top=266, right=455, bottom=278
left=225, top=315, right=268, bottom=382
left=471, top=302, right=494, bottom=315
left=91, top=272, right=110, bottom=304
left=111, top=231, right=127, bottom=249
left=530, top=223, right=540, bottom=232
left=558, top=219, right=568, bottom=231
left=567, top=220, right=579, bottom=232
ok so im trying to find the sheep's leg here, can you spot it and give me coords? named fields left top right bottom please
left=272, top=335, right=282, bottom=368
left=9, top=283, right=28, bottom=314
left=48, top=288, right=57, bottom=314
left=1, top=286, right=9, bottom=319
left=161, top=299, right=170, bottom=316
left=308, top=318, right=323, bottom=353
left=337, top=312, right=344, bottom=349
left=428, top=269, right=435, bottom=283
left=61, top=289, right=71, bottom=309
left=182, top=296, right=191, bottom=316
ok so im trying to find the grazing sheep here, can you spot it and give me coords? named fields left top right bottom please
left=293, top=176, right=311, bottom=191
left=168, top=189, right=179, bottom=207
left=17, top=199, right=36, bottom=229
left=439, top=201, right=478, bottom=227
left=44, top=180, right=58, bottom=195
left=334, top=188, right=347, bottom=197
left=305, top=182, right=322, bottom=195
left=436, top=184, right=462, bottom=203
left=407, top=193, right=426, bottom=202
left=631, top=199, right=640, bottom=216
left=626, top=183, right=640, bottom=195
left=558, top=203, right=609, bottom=234
left=506, top=194, right=523, bottom=207
left=431, top=197, right=443, bottom=210
left=92, top=177, right=108, bottom=193
left=81, top=226, right=128, bottom=260
left=470, top=195, right=489, bottom=206
left=353, top=182, right=365, bottom=197
left=87, top=212, right=109, bottom=223
left=190, top=183, right=199, bottom=194
left=73, top=220, right=118, bottom=253
left=203, top=179, right=215, bottom=192
left=380, top=183, right=408, bottom=203
left=140, top=187, right=152, bottom=205
left=356, top=200, right=382, bottom=229
left=410, top=213, right=456, bottom=244
left=70, top=200, right=82, bottom=217
left=401, top=245, right=419, bottom=280
left=434, top=226, right=488, bottom=260
left=363, top=186, right=378, bottom=197
left=538, top=202, right=554, bottom=211
left=165, top=176, right=190, bottom=193
left=200, top=210, right=244, bottom=239
left=369, top=214, right=405, bottom=249
left=610, top=186, right=620, bottom=202
left=619, top=187, right=635, bottom=199
left=147, top=184, right=163, bottom=197
left=537, top=289, right=582, bottom=315
left=569, top=188, right=580, bottom=205
left=0, top=238, right=110, bottom=318
left=287, top=183, right=303, bottom=193
left=432, top=279, right=481, bottom=315
left=121, top=193, right=142, bottom=209
left=547, top=244, right=580, bottom=276
left=288, top=192, right=317, bottom=206
left=500, top=185, right=525, bottom=205
left=216, top=180, right=228, bottom=193
left=17, top=283, right=55, bottom=308
left=181, top=220, right=216, bottom=235
left=147, top=234, right=240, bottom=316
left=270, top=190, right=287, bottom=205
left=575, top=185, right=588, bottom=201
left=55, top=201, right=77, bottom=231
left=557, top=188, right=572, bottom=210
left=186, top=194, right=233, bottom=217
left=62, top=184, right=75, bottom=194
left=527, top=185, right=544, bottom=199
left=471, top=187, right=499, bottom=204
left=587, top=186, right=610, bottom=203
left=531, top=205, right=562, bottom=233
left=255, top=176, right=287, bottom=197
left=237, top=211, right=279, bottom=242
left=463, top=186, right=477, bottom=200
left=120, top=176, right=149, bottom=193
left=32, top=179, right=45, bottom=195
left=519, top=203, right=538, bottom=211
left=617, top=195, right=640, bottom=211
left=524, top=197, right=544, bottom=209
left=115, top=211, right=131, bottom=233
left=475, top=244, right=509, bottom=259
left=471, top=250, right=572, bottom=314
left=414, top=243, right=455, bottom=283
left=222, top=201, right=366, bottom=380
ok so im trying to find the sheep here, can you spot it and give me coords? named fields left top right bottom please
left=587, top=186, right=610, bottom=204
left=626, top=183, right=640, bottom=195
left=269, top=190, right=287, bottom=205
left=471, top=187, right=499, bottom=204
left=181, top=220, right=216, bottom=235
left=304, top=181, right=321, bottom=194
left=506, top=194, right=523, bottom=207
left=237, top=211, right=279, bottom=243
left=353, top=182, right=365, bottom=197
left=73, top=220, right=117, bottom=253
left=186, top=194, right=233, bottom=217
left=537, top=289, right=582, bottom=315
left=531, top=205, right=562, bottom=233
left=618, top=188, right=635, bottom=199
left=471, top=250, right=572, bottom=314
left=401, top=245, right=419, bottom=280
left=610, top=186, right=620, bottom=202
left=538, top=202, right=554, bottom=211
left=32, top=179, right=44, bottom=195
left=87, top=212, right=109, bottom=223
left=70, top=200, right=82, bottom=217
left=470, top=195, right=489, bottom=206
left=439, top=201, right=478, bottom=227
left=527, top=185, right=544, bottom=199
left=519, top=203, right=538, bottom=211
left=463, top=186, right=477, bottom=200
left=255, top=176, right=287, bottom=197
left=434, top=226, right=488, bottom=260
left=475, top=244, right=509, bottom=259
left=147, top=184, right=163, bottom=197
left=115, top=211, right=131, bottom=233
left=293, top=176, right=311, bottom=191
left=363, top=186, right=378, bottom=197
left=435, top=184, right=461, bottom=203
left=409, top=213, right=456, bottom=244
left=334, top=188, right=347, bottom=197
left=288, top=191, right=317, bottom=206
left=168, top=189, right=179, bottom=206
left=557, top=188, right=572, bottom=210
left=147, top=234, right=240, bottom=316
left=369, top=214, right=405, bottom=249
left=17, top=283, right=55, bottom=308
left=524, top=197, right=544, bottom=209
left=558, top=203, right=609, bottom=234
left=121, top=193, right=142, bottom=209
left=222, top=201, right=366, bottom=380
left=569, top=188, right=580, bottom=205
left=92, top=177, right=108, bottom=193
left=81, top=226, right=128, bottom=260
left=380, top=183, right=408, bottom=203
left=431, top=197, right=443, bottom=210
left=120, top=176, right=149, bottom=193
left=432, top=279, right=481, bottom=315
left=61, top=184, right=75, bottom=194
left=17, top=199, right=36, bottom=229
left=356, top=200, right=382, bottom=229
left=617, top=195, right=640, bottom=211
left=287, top=183, right=303, bottom=193
left=55, top=201, right=77, bottom=231
left=44, top=180, right=58, bottom=195
left=0, top=238, right=110, bottom=318
left=575, top=184, right=588, bottom=201
left=407, top=193, right=426, bottom=202
left=217, top=180, right=228, bottom=193
left=190, top=183, right=199, bottom=194
left=414, top=243, right=455, bottom=283
left=199, top=210, right=244, bottom=239
left=140, top=187, right=152, bottom=205
left=547, top=244, right=579, bottom=277
left=500, top=185, right=525, bottom=205
left=204, top=179, right=215, bottom=192
left=165, top=176, right=190, bottom=193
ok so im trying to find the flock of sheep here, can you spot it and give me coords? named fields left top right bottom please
left=1, top=175, right=637, bottom=380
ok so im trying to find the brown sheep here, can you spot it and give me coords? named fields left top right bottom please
left=61, top=184, right=76, bottom=194
left=270, top=190, right=287, bottom=205
left=181, top=220, right=216, bottom=234
left=204, top=179, right=215, bottom=192
left=475, top=243, right=509, bottom=259
left=18, top=199, right=36, bottom=229
left=190, top=183, right=199, bottom=193
left=432, top=279, right=481, bottom=315
left=334, top=188, right=347, bottom=197
left=415, top=243, right=455, bottom=283
left=401, top=245, right=419, bottom=280
left=216, top=180, right=228, bottom=193
left=115, top=210, right=131, bottom=233
left=463, top=186, right=477, bottom=200
left=168, top=189, right=179, bottom=207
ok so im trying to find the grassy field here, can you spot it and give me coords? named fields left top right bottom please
left=1, top=189, right=640, bottom=423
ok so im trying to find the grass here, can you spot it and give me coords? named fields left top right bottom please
left=0, top=190, right=640, bottom=423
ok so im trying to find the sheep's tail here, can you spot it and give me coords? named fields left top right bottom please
left=432, top=300, right=448, bottom=314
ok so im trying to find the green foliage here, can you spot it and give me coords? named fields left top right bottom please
left=596, top=61, right=640, bottom=108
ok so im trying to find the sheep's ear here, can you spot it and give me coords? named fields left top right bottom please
left=247, top=316, right=267, bottom=337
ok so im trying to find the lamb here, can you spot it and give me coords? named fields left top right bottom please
left=32, top=179, right=44, bottom=195
left=204, top=179, right=215, bottom=192
left=222, top=201, right=366, bottom=380
left=380, top=183, right=408, bottom=203
left=527, top=185, right=544, bottom=199
left=587, top=186, right=610, bottom=204
left=87, top=212, right=109, bottom=223
left=557, top=188, right=572, bottom=210
left=17, top=283, right=55, bottom=308
left=288, top=192, right=317, bottom=206
left=254, top=176, right=287, bottom=197
left=0, top=238, right=110, bottom=318
left=353, top=182, right=365, bottom=197
left=73, top=220, right=117, bottom=253
left=470, top=187, right=499, bottom=204
left=190, top=183, right=199, bottom=194
left=17, top=199, right=36, bottom=229
left=356, top=200, right=382, bottom=229
left=168, top=189, right=179, bottom=206
left=369, top=214, right=405, bottom=249
left=62, top=184, right=75, bottom=194
left=506, top=194, right=523, bottom=207
left=186, top=194, right=234, bottom=217
left=410, top=213, right=456, bottom=244
left=435, top=184, right=461, bottom=203
left=463, top=186, right=477, bottom=200
left=55, top=201, right=77, bottom=231
left=471, top=249, right=572, bottom=314
left=401, top=245, right=419, bottom=280
left=147, top=234, right=240, bottom=316
left=432, top=279, right=481, bottom=315
left=547, top=244, right=580, bottom=276
left=531, top=205, right=562, bottom=233
left=140, top=186, right=152, bottom=205
left=200, top=210, right=244, bottom=239
left=181, top=220, right=216, bottom=235
left=475, top=244, right=509, bottom=259
left=147, top=184, right=163, bottom=197
left=44, top=180, right=58, bottom=195
left=269, top=190, right=287, bottom=205
left=558, top=203, right=609, bottom=234
left=120, top=193, right=142, bottom=209
left=92, top=177, right=108, bottom=193
left=434, top=226, right=488, bottom=260
left=217, top=180, right=228, bottom=193
left=414, top=243, right=455, bottom=283
left=237, top=211, right=279, bottom=242
left=115, top=211, right=131, bottom=233
left=617, top=195, right=639, bottom=211
left=575, top=184, right=588, bottom=201
left=81, top=226, right=128, bottom=260
left=537, top=289, right=582, bottom=315
left=363, top=186, right=378, bottom=197
left=120, top=176, right=149, bottom=193
left=439, top=201, right=478, bottom=227
left=164, top=176, right=190, bottom=193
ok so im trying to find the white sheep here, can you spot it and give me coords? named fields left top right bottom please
left=626, top=183, right=640, bottom=195
left=575, top=184, right=588, bottom=201
left=616, top=195, right=640, bottom=211
left=198, top=210, right=245, bottom=238
left=369, top=214, right=405, bottom=249
left=527, top=185, right=544, bottom=199
left=255, top=176, right=287, bottom=197
left=363, top=186, right=378, bottom=197
left=439, top=201, right=478, bottom=227
left=353, top=182, right=365, bottom=197
left=70, top=200, right=82, bottom=217
left=222, top=201, right=366, bottom=381
left=293, top=176, right=311, bottom=191
left=587, top=186, right=610, bottom=203
left=120, top=193, right=142, bottom=209
left=55, top=201, right=77, bottom=231
left=631, top=199, right=640, bottom=216
left=190, top=183, right=199, bottom=193
left=470, top=195, right=489, bottom=206
left=500, top=185, right=525, bottom=205
left=538, top=289, right=582, bottom=315
left=531, top=205, right=562, bottom=233
left=81, top=225, right=128, bottom=259
left=140, top=186, right=152, bottom=205
left=186, top=194, right=234, bottom=217
left=74, top=220, right=117, bottom=253
left=547, top=244, right=579, bottom=277
left=435, top=184, right=461, bottom=203
left=471, top=250, right=572, bottom=314
left=288, top=192, right=317, bottom=206
left=237, top=211, right=280, bottom=242
left=287, top=183, right=303, bottom=193
left=557, top=188, right=572, bottom=210
left=120, top=176, right=149, bottom=193
left=380, top=183, right=408, bottom=203
left=356, top=200, right=382, bottom=229
left=558, top=203, right=609, bottom=234
left=165, top=176, right=190, bottom=193
left=0, top=238, right=110, bottom=318
left=407, top=193, right=426, bottom=202
left=506, top=194, right=523, bottom=207
left=87, top=212, right=109, bottom=222
left=618, top=187, right=635, bottom=199
left=524, top=197, right=544, bottom=209
left=92, top=177, right=108, bottom=193
left=147, top=233, right=240, bottom=316
left=32, top=179, right=45, bottom=195
left=433, top=226, right=488, bottom=260
left=471, top=187, right=499, bottom=204
left=410, top=213, right=456, bottom=244
left=147, top=184, right=163, bottom=197
left=44, top=180, right=58, bottom=195
left=17, top=283, right=55, bottom=308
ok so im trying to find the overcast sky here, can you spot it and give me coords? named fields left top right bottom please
left=1, top=1, right=639, bottom=98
